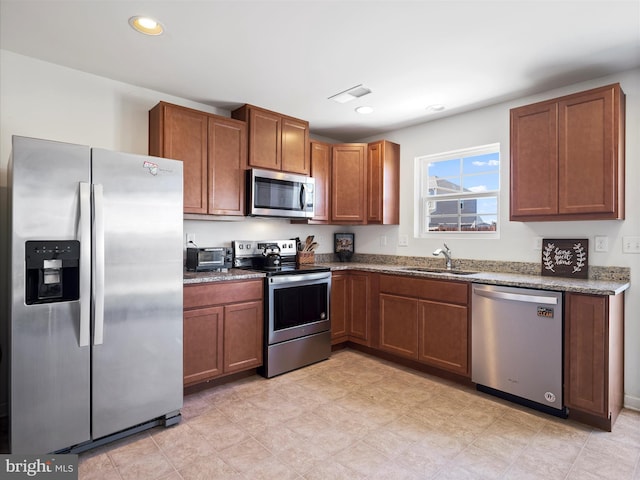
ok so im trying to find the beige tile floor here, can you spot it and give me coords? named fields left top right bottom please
left=79, top=349, right=640, bottom=480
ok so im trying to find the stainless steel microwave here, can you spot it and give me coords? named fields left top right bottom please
left=247, top=168, right=315, bottom=218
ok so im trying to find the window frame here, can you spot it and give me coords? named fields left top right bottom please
left=414, top=143, right=500, bottom=238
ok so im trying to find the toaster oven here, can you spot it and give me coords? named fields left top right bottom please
left=186, top=247, right=232, bottom=272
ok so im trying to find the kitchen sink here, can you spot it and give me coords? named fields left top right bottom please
left=400, top=267, right=477, bottom=275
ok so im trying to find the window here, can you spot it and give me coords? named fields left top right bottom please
left=416, top=144, right=500, bottom=236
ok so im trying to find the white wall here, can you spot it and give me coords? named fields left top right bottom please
left=1, top=49, right=639, bottom=410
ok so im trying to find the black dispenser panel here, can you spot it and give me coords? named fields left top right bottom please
left=25, top=240, right=81, bottom=304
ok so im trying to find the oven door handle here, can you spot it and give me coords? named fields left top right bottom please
left=268, top=272, right=331, bottom=285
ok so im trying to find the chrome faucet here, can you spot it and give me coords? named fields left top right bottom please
left=433, top=243, right=452, bottom=270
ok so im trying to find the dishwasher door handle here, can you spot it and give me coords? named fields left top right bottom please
left=473, top=288, right=558, bottom=305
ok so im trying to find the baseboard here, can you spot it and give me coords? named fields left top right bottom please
left=624, top=393, right=640, bottom=411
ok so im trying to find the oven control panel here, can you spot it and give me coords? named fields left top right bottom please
left=232, top=240, right=297, bottom=258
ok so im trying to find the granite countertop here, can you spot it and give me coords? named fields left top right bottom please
left=320, top=262, right=630, bottom=296
left=183, top=268, right=265, bottom=284
left=183, top=259, right=630, bottom=296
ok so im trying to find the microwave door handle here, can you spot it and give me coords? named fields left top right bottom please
left=299, top=184, right=306, bottom=211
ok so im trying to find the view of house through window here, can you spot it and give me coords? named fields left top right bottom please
left=416, top=144, right=500, bottom=235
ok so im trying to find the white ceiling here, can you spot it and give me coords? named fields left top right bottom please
left=1, top=0, right=639, bottom=142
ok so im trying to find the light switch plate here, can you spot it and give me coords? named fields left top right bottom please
left=623, top=236, right=640, bottom=253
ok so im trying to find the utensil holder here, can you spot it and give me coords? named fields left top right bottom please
left=296, top=251, right=315, bottom=265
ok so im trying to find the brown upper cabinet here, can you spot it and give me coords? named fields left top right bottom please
left=367, top=140, right=400, bottom=225
left=232, top=104, right=310, bottom=175
left=149, top=101, right=247, bottom=216
left=328, top=141, right=400, bottom=225
left=331, top=143, right=368, bottom=224
left=510, top=83, right=625, bottom=221
left=309, top=141, right=331, bottom=223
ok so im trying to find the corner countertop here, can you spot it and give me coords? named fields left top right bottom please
left=320, top=262, right=630, bottom=296
left=182, top=262, right=629, bottom=296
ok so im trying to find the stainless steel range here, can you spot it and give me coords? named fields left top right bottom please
left=232, top=240, right=331, bottom=378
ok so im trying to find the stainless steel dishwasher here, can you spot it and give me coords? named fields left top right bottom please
left=472, top=283, right=566, bottom=416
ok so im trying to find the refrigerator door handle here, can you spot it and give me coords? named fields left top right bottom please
left=79, top=182, right=91, bottom=347
left=93, top=183, right=105, bottom=345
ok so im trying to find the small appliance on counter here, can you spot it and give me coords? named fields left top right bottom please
left=186, top=246, right=232, bottom=272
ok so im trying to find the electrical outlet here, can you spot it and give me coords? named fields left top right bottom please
left=623, top=236, right=640, bottom=254
left=594, top=236, right=608, bottom=252
left=186, top=233, right=196, bottom=246
left=533, top=237, right=543, bottom=250
left=380, top=235, right=388, bottom=247
left=398, top=234, right=409, bottom=247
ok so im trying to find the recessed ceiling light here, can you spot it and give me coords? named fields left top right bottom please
left=329, top=84, right=372, bottom=104
left=427, top=104, right=446, bottom=112
left=355, top=106, right=374, bottom=115
left=129, top=16, right=164, bottom=35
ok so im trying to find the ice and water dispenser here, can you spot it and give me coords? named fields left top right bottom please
left=25, top=240, right=80, bottom=304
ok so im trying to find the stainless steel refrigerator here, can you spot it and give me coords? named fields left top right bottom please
left=7, top=136, right=184, bottom=454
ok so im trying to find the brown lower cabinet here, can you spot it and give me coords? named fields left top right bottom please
left=378, top=275, right=469, bottom=376
left=183, top=279, right=263, bottom=387
left=418, top=300, right=468, bottom=374
left=332, top=271, right=469, bottom=377
left=330, top=271, right=371, bottom=346
left=565, top=291, right=624, bottom=431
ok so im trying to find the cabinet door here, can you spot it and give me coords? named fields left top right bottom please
left=379, top=294, right=418, bottom=359
left=247, top=108, right=281, bottom=171
left=367, top=141, right=383, bottom=223
left=349, top=272, right=370, bottom=345
left=330, top=273, right=348, bottom=344
left=223, top=300, right=263, bottom=374
left=208, top=116, right=247, bottom=215
left=183, top=306, right=224, bottom=385
left=151, top=104, right=208, bottom=214
left=565, top=293, right=607, bottom=416
left=368, top=141, right=400, bottom=225
left=331, top=144, right=367, bottom=223
left=510, top=101, right=558, bottom=219
left=281, top=117, right=310, bottom=175
left=310, top=141, right=331, bottom=223
left=418, top=300, right=468, bottom=375
left=559, top=85, right=620, bottom=216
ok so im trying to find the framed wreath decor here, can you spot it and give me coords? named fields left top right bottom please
left=541, top=238, right=588, bottom=279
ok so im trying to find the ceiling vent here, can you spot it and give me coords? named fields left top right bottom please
left=328, top=84, right=372, bottom=104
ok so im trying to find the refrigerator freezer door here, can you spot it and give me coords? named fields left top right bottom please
left=9, top=136, right=91, bottom=453
left=90, top=149, right=183, bottom=440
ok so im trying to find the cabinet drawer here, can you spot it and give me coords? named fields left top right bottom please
left=184, top=279, right=263, bottom=309
left=379, top=275, right=468, bottom=305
